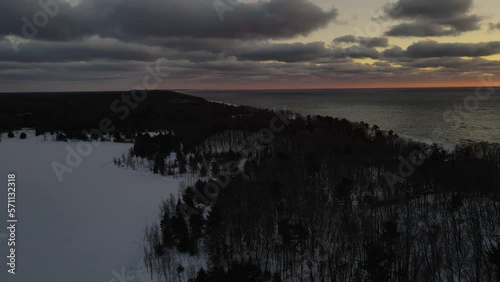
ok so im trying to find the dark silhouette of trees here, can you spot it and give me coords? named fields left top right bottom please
left=488, top=242, right=500, bottom=281
left=362, top=242, right=392, bottom=282
left=141, top=113, right=500, bottom=281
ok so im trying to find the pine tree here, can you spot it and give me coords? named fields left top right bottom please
left=113, top=131, right=123, bottom=142
left=205, top=206, right=225, bottom=267
left=160, top=208, right=175, bottom=249
left=171, top=200, right=190, bottom=253
left=189, top=212, right=204, bottom=255
left=178, top=153, right=187, bottom=174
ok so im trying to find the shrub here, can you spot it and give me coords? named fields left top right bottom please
left=19, top=132, right=27, bottom=139
left=7, top=131, right=14, bottom=138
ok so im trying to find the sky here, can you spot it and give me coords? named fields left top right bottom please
left=0, top=0, right=499, bottom=91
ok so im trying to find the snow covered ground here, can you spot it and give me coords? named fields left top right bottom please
left=0, top=131, right=182, bottom=282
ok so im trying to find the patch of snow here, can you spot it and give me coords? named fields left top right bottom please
left=0, top=133, right=182, bottom=282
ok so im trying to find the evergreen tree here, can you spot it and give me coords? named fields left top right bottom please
left=171, top=200, right=191, bottom=253
left=177, top=152, right=187, bottom=174
left=160, top=208, right=175, bottom=249
left=113, top=131, right=123, bottom=142
left=205, top=206, right=225, bottom=267
left=189, top=212, right=204, bottom=255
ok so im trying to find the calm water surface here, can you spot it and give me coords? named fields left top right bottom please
left=186, top=88, right=500, bottom=147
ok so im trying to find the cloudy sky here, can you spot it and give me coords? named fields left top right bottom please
left=1, top=0, right=499, bottom=91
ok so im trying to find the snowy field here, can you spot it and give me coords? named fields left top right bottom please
left=0, top=131, right=182, bottom=282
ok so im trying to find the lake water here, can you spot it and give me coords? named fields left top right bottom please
left=186, top=88, right=500, bottom=147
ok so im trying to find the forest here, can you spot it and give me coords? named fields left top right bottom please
left=2, top=91, right=499, bottom=281
left=125, top=95, right=499, bottom=282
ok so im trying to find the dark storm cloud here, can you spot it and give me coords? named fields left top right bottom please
left=382, top=0, right=482, bottom=37
left=2, top=0, right=336, bottom=41
left=386, top=22, right=441, bottom=37
left=107, top=0, right=337, bottom=40
left=382, top=46, right=405, bottom=58
left=234, top=42, right=381, bottom=62
left=0, top=38, right=161, bottom=62
left=334, top=46, right=380, bottom=59
left=403, top=57, right=500, bottom=70
left=440, top=15, right=483, bottom=32
left=0, top=0, right=95, bottom=41
left=382, top=41, right=500, bottom=60
left=0, top=60, right=152, bottom=83
left=142, top=38, right=247, bottom=53
left=358, top=37, right=389, bottom=48
left=386, top=15, right=482, bottom=37
left=333, top=36, right=388, bottom=48
left=405, top=41, right=500, bottom=58
left=384, top=0, right=473, bottom=19
left=234, top=42, right=331, bottom=62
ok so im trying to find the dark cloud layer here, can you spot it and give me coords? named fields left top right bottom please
left=381, top=40, right=500, bottom=59
left=233, top=41, right=381, bottom=62
left=333, top=35, right=358, bottom=44
left=405, top=41, right=500, bottom=58
left=1, top=0, right=337, bottom=41
left=0, top=38, right=161, bottom=63
left=386, top=15, right=482, bottom=37
left=0, top=0, right=498, bottom=90
left=383, top=0, right=482, bottom=37
left=384, top=0, right=473, bottom=19
left=234, top=42, right=331, bottom=62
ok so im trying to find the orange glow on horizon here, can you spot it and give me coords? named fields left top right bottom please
left=193, top=80, right=500, bottom=91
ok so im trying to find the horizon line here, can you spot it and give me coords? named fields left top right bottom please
left=1, top=85, right=500, bottom=94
